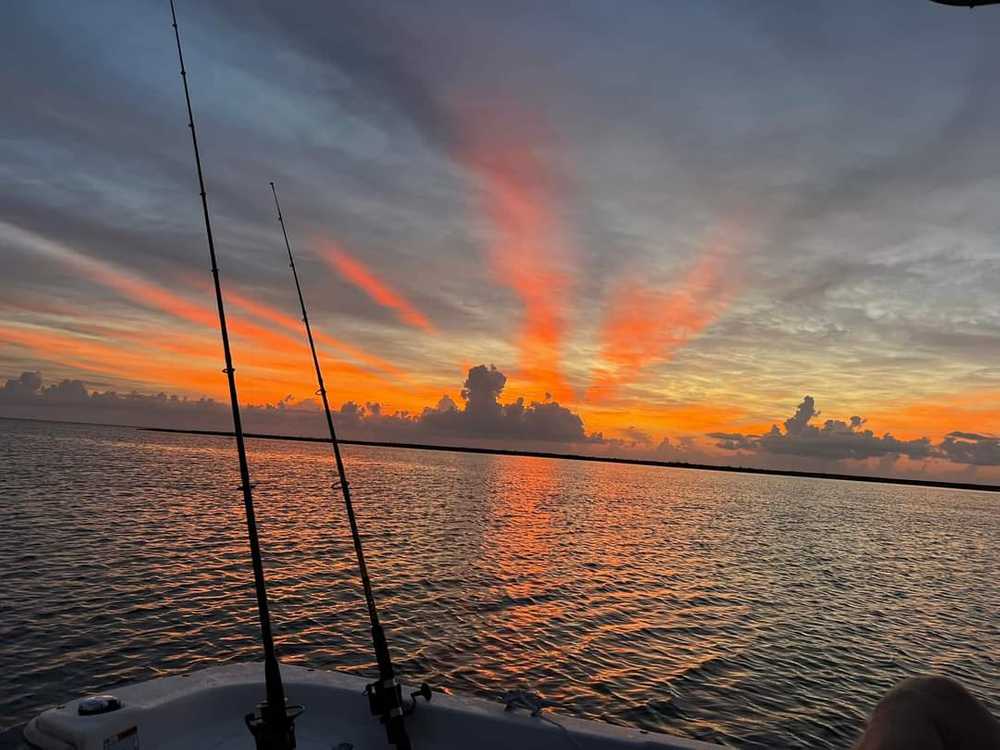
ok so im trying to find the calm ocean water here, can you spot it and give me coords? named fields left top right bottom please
left=0, top=417, right=997, bottom=747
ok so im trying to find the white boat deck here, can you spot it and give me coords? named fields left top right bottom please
left=18, top=663, right=721, bottom=749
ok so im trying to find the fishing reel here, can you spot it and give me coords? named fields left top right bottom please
left=407, top=682, right=433, bottom=713
left=245, top=701, right=304, bottom=750
left=366, top=676, right=431, bottom=717
left=365, top=676, right=405, bottom=721
left=365, top=677, right=432, bottom=749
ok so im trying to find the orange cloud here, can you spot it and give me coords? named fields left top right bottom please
left=221, top=288, right=403, bottom=377
left=320, top=245, right=434, bottom=333
left=588, top=234, right=738, bottom=402
left=0, top=325, right=226, bottom=396
left=1, top=224, right=449, bottom=410
left=6, top=223, right=306, bottom=358
left=13, top=225, right=390, bottom=383
left=90, top=270, right=305, bottom=364
left=0, top=321, right=393, bottom=407
left=1, top=301, right=438, bottom=414
left=461, top=119, right=573, bottom=402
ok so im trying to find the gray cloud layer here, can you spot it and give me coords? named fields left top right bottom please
left=0, top=366, right=597, bottom=447
left=709, top=395, right=998, bottom=466
left=333, top=365, right=596, bottom=444
left=5, top=371, right=999, bottom=470
left=938, top=431, right=1000, bottom=466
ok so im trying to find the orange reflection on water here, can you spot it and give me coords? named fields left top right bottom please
left=476, top=456, right=723, bottom=686
left=480, top=456, right=565, bottom=667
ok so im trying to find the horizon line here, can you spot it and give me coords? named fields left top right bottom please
left=1, top=415, right=995, bottom=494
left=142, top=425, right=1000, bottom=494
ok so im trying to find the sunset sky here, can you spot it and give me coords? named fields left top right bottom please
left=2, top=1, right=1000, bottom=480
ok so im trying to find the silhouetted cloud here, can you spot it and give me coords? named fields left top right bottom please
left=709, top=396, right=935, bottom=462
left=410, top=364, right=596, bottom=443
left=938, top=431, right=1000, bottom=466
left=0, top=371, right=42, bottom=399
left=0, top=366, right=598, bottom=446
left=6, top=371, right=1000, bottom=472
left=1, top=372, right=93, bottom=404
left=619, top=426, right=653, bottom=447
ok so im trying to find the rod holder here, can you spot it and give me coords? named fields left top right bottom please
left=245, top=702, right=304, bottom=750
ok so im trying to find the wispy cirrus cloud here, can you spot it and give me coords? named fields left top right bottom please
left=0, top=222, right=402, bottom=400
left=4, top=0, right=1000, bottom=481
left=588, top=231, right=739, bottom=402
left=220, top=287, right=403, bottom=377
left=0, top=324, right=228, bottom=396
left=2, top=221, right=217, bottom=328
left=3, top=221, right=300, bottom=356
left=460, top=109, right=574, bottom=401
left=320, top=244, right=435, bottom=333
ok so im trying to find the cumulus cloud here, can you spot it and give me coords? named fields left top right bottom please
left=0, top=365, right=599, bottom=446
left=0, top=371, right=244, bottom=430
left=938, top=431, right=1000, bottom=466
left=618, top=426, right=653, bottom=447
left=0, top=371, right=42, bottom=399
left=6, top=371, right=999, bottom=471
left=1, top=371, right=96, bottom=405
left=352, top=364, right=596, bottom=443
left=709, top=395, right=939, bottom=463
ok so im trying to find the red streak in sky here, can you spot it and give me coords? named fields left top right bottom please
left=322, top=246, right=435, bottom=333
left=8, top=226, right=392, bottom=396
left=589, top=238, right=737, bottom=401
left=462, top=120, right=573, bottom=401
left=222, top=288, right=403, bottom=376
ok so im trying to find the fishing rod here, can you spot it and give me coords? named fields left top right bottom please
left=269, top=181, right=421, bottom=750
left=168, top=3, right=301, bottom=748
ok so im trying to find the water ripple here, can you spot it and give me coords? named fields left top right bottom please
left=0, top=418, right=997, bottom=748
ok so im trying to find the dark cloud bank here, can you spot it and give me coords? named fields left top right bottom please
left=0, top=366, right=600, bottom=448
left=3, top=370, right=998, bottom=469
left=709, top=395, right=1000, bottom=467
